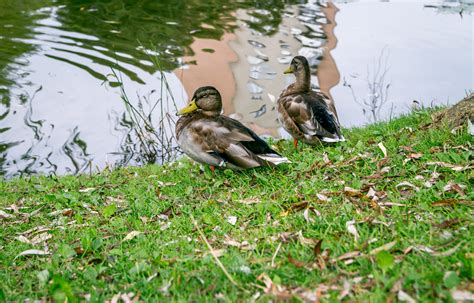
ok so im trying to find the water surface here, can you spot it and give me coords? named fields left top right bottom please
left=0, top=0, right=472, bottom=177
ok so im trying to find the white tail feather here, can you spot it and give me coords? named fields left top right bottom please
left=321, top=135, right=346, bottom=143
left=257, top=154, right=291, bottom=165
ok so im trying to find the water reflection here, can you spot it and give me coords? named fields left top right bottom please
left=0, top=0, right=299, bottom=177
left=0, top=0, right=472, bottom=178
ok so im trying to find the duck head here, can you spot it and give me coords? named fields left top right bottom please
left=283, top=56, right=311, bottom=90
left=177, top=86, right=222, bottom=117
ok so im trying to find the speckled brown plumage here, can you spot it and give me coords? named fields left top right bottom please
left=176, top=86, right=289, bottom=169
left=277, top=56, right=344, bottom=145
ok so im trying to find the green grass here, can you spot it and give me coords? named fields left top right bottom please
left=0, top=110, right=472, bottom=302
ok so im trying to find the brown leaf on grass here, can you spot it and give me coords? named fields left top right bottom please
left=433, top=218, right=464, bottom=229
left=378, top=202, right=406, bottom=207
left=400, top=146, right=415, bottom=153
left=390, top=279, right=403, bottom=293
left=344, top=187, right=363, bottom=198
left=332, top=251, right=362, bottom=263
left=30, top=233, right=52, bottom=245
left=287, top=253, right=305, bottom=268
left=377, top=157, right=390, bottom=168
left=223, top=235, right=256, bottom=251
left=407, top=153, right=423, bottom=159
left=432, top=199, right=474, bottom=207
left=443, top=182, right=466, bottom=196
left=280, top=201, right=309, bottom=216
left=364, top=172, right=385, bottom=180
left=423, top=171, right=440, bottom=188
left=396, top=181, right=420, bottom=192
left=426, top=161, right=467, bottom=172
left=313, top=239, right=323, bottom=257
left=257, top=273, right=292, bottom=300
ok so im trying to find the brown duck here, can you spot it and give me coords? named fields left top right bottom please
left=277, top=56, right=344, bottom=147
left=176, top=86, right=290, bottom=170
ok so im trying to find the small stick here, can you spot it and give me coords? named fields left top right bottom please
left=271, top=242, right=282, bottom=268
left=191, top=215, right=239, bottom=288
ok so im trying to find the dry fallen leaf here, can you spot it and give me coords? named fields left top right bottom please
left=79, top=187, right=96, bottom=193
left=157, top=181, right=177, bottom=187
left=414, top=241, right=465, bottom=257
left=333, top=251, right=362, bottom=262
left=16, top=235, right=31, bottom=244
left=396, top=181, right=420, bottom=192
left=226, top=216, right=237, bottom=226
left=15, top=249, right=50, bottom=259
left=398, top=290, right=416, bottom=303
left=369, top=241, right=397, bottom=255
left=122, top=231, right=143, bottom=242
left=110, top=292, right=138, bottom=303
left=338, top=280, right=351, bottom=300
left=239, top=197, right=261, bottom=204
left=432, top=199, right=474, bottom=207
left=346, top=220, right=359, bottom=242
left=303, top=208, right=314, bottom=223
left=378, top=142, right=388, bottom=158
left=443, top=182, right=466, bottom=196
left=407, top=153, right=423, bottom=159
left=426, top=161, right=466, bottom=172
left=223, top=235, right=255, bottom=250
left=451, top=289, right=474, bottom=301
left=313, top=239, right=323, bottom=257
left=287, top=253, right=305, bottom=268
left=0, top=210, right=13, bottom=219
left=30, top=233, right=52, bottom=245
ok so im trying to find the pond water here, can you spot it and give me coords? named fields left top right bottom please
left=0, top=0, right=472, bottom=178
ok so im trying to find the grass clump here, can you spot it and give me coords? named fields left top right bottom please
left=0, top=109, right=472, bottom=302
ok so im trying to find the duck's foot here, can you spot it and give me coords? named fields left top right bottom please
left=293, top=138, right=299, bottom=149
left=209, top=165, right=215, bottom=173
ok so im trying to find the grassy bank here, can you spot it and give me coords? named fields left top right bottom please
left=0, top=109, right=472, bottom=302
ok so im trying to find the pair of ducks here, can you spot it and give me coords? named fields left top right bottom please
left=175, top=56, right=344, bottom=170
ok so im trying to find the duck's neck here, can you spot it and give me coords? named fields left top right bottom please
left=200, top=110, right=221, bottom=117
left=293, top=67, right=311, bottom=92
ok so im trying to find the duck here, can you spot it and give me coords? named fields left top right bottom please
left=176, top=86, right=290, bottom=170
left=277, top=56, right=344, bottom=147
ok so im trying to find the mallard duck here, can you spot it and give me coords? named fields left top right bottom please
left=277, top=56, right=344, bottom=147
left=176, top=86, right=289, bottom=170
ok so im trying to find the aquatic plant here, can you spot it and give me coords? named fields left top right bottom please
left=109, top=48, right=181, bottom=167
left=343, top=47, right=391, bottom=123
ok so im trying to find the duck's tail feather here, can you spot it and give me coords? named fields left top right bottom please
left=257, top=153, right=291, bottom=165
left=321, top=135, right=346, bottom=143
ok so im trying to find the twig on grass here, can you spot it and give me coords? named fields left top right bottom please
left=191, top=215, right=242, bottom=290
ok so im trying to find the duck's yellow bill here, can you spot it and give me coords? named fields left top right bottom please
left=283, top=66, right=294, bottom=74
left=177, top=99, right=198, bottom=115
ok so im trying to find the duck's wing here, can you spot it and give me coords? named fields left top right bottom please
left=281, top=92, right=343, bottom=141
left=190, top=116, right=289, bottom=169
